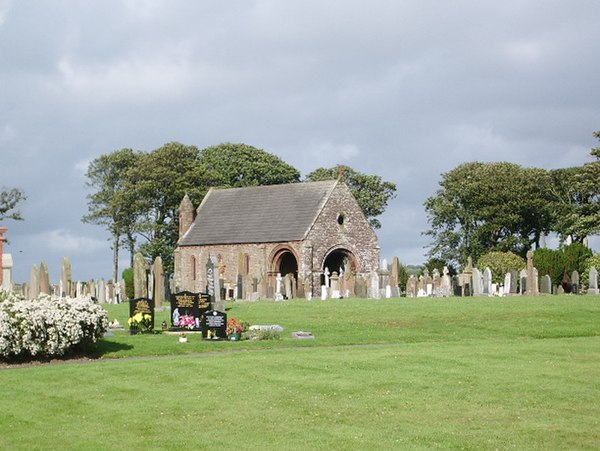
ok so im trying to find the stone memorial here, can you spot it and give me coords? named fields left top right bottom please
left=129, top=297, right=155, bottom=334
left=202, top=310, right=227, bottom=339
left=170, top=291, right=210, bottom=330
left=472, top=268, right=483, bottom=296
left=39, top=261, right=51, bottom=295
left=588, top=267, right=599, bottom=295
left=133, top=252, right=147, bottom=299
left=61, top=257, right=72, bottom=298
left=525, top=250, right=538, bottom=295
left=540, top=274, right=552, bottom=294
left=571, top=270, right=580, bottom=295
left=482, top=267, right=492, bottom=296
left=520, top=269, right=527, bottom=295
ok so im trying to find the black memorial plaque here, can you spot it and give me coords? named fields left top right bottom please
left=201, top=310, right=227, bottom=339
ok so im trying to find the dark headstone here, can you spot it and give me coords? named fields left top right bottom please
left=170, top=291, right=210, bottom=330
left=129, top=297, right=155, bottom=334
left=202, top=310, right=227, bottom=339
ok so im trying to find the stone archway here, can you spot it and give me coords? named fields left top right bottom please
left=321, top=247, right=358, bottom=286
left=270, top=246, right=299, bottom=299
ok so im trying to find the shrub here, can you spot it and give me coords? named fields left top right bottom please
left=562, top=243, right=593, bottom=277
left=122, top=268, right=134, bottom=300
left=533, top=248, right=566, bottom=286
left=582, top=254, right=600, bottom=286
left=0, top=291, right=108, bottom=359
left=476, top=252, right=525, bottom=283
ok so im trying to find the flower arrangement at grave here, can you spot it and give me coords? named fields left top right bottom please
left=177, top=314, right=196, bottom=329
left=226, top=317, right=249, bottom=340
left=0, top=289, right=108, bottom=359
left=127, top=312, right=153, bottom=334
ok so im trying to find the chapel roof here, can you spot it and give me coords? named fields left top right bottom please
left=178, top=180, right=339, bottom=246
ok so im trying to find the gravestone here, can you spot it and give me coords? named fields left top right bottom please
left=503, top=273, right=511, bottom=296
left=525, top=250, right=538, bottom=295
left=510, top=270, right=518, bottom=294
left=153, top=256, right=165, bottom=307
left=406, top=275, right=417, bottom=297
left=275, top=273, right=284, bottom=300
left=206, top=254, right=224, bottom=311
left=370, top=270, right=380, bottom=299
left=472, top=268, right=483, bottom=296
left=441, top=267, right=451, bottom=297
left=129, top=297, right=155, bottom=334
left=520, top=269, right=527, bottom=295
left=354, top=275, right=366, bottom=298
left=39, top=261, right=51, bottom=295
left=540, top=274, right=552, bottom=294
left=571, top=270, right=580, bottom=295
left=588, top=267, right=599, bottom=295
left=284, top=273, right=295, bottom=299
left=61, top=257, right=72, bottom=298
left=432, top=268, right=441, bottom=295
left=170, top=291, right=210, bottom=330
left=202, top=310, right=227, bottom=339
left=482, top=267, right=492, bottom=296
left=452, top=275, right=462, bottom=296
left=330, top=271, right=340, bottom=298
left=98, top=278, right=106, bottom=303
left=30, top=264, right=39, bottom=299
left=133, top=252, right=147, bottom=298
left=107, top=280, right=114, bottom=303
left=390, top=256, right=400, bottom=293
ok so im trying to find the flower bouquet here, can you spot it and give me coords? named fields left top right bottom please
left=226, top=317, right=249, bottom=340
left=128, top=312, right=153, bottom=334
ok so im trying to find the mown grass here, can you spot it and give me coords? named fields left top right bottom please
left=1, top=295, right=599, bottom=450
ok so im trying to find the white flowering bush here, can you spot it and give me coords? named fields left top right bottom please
left=0, top=290, right=108, bottom=359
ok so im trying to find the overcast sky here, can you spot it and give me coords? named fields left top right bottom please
left=2, top=0, right=600, bottom=284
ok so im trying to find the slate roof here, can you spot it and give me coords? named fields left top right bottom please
left=178, top=180, right=338, bottom=246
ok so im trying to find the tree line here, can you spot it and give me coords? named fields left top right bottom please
left=424, top=130, right=600, bottom=268
left=83, top=142, right=397, bottom=281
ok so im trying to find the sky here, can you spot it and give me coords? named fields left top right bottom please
left=1, top=0, right=600, bottom=284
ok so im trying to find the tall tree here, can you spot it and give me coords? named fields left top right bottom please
left=83, top=149, right=141, bottom=282
left=0, top=187, right=26, bottom=221
left=305, top=165, right=397, bottom=229
left=550, top=130, right=600, bottom=242
left=199, top=143, right=301, bottom=187
left=127, top=142, right=221, bottom=271
left=424, top=162, right=554, bottom=267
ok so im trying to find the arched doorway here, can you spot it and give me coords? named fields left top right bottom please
left=271, top=247, right=299, bottom=299
left=321, top=248, right=357, bottom=286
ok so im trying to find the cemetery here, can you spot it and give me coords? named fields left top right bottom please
left=1, top=183, right=600, bottom=448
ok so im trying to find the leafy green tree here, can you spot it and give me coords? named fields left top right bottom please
left=83, top=149, right=141, bottom=282
left=127, top=142, right=221, bottom=271
left=305, top=165, right=397, bottom=229
left=550, top=131, right=600, bottom=242
left=424, top=162, right=554, bottom=267
left=0, top=187, right=26, bottom=221
left=533, top=248, right=566, bottom=286
left=199, top=143, right=301, bottom=187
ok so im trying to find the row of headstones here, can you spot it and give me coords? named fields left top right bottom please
left=13, top=257, right=125, bottom=303
left=469, top=267, right=599, bottom=296
left=129, top=291, right=228, bottom=339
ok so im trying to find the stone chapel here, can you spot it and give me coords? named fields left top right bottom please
left=173, top=179, right=380, bottom=298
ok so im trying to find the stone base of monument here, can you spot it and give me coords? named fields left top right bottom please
left=587, top=288, right=599, bottom=295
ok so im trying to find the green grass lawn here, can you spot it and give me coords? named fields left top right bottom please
left=1, top=296, right=599, bottom=450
